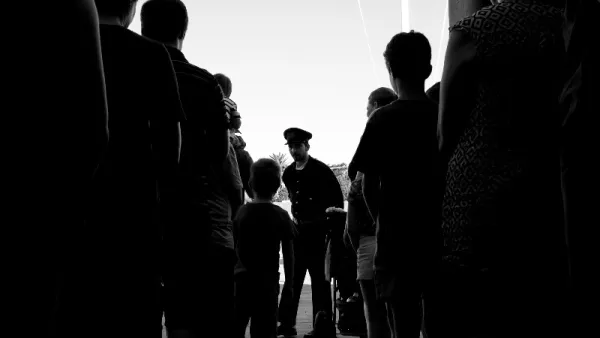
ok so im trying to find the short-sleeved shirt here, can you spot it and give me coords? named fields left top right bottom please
left=351, top=99, right=441, bottom=275
left=233, top=203, right=298, bottom=275
left=282, top=157, right=344, bottom=235
left=164, top=46, right=229, bottom=192
left=204, top=142, right=243, bottom=251
left=164, top=46, right=238, bottom=252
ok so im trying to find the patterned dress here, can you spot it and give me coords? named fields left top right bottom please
left=441, top=1, right=566, bottom=272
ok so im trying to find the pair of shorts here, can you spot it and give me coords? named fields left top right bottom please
left=356, top=236, right=376, bottom=280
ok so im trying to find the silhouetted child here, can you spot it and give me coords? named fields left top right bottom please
left=351, top=30, right=440, bottom=338
left=233, top=158, right=297, bottom=338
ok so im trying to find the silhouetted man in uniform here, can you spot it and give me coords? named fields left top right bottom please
left=7, top=1, right=109, bottom=336
left=78, top=1, right=184, bottom=337
left=277, top=128, right=344, bottom=338
left=141, top=1, right=240, bottom=337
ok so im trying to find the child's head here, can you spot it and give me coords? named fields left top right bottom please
left=367, top=87, right=397, bottom=117
left=250, top=158, right=282, bottom=200
left=214, top=73, right=232, bottom=98
left=383, top=30, right=432, bottom=87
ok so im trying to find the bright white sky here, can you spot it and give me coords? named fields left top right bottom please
left=129, top=0, right=449, bottom=165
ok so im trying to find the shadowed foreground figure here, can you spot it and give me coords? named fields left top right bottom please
left=433, top=1, right=569, bottom=337
left=6, top=0, right=108, bottom=336
left=352, top=31, right=440, bottom=338
left=560, top=0, right=600, bottom=336
left=141, top=1, right=237, bottom=337
left=72, top=1, right=184, bottom=337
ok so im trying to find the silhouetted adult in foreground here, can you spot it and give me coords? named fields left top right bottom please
left=435, top=1, right=569, bottom=337
left=7, top=0, right=109, bottom=336
left=77, top=1, right=184, bottom=337
left=140, top=1, right=236, bottom=336
left=560, top=0, right=600, bottom=336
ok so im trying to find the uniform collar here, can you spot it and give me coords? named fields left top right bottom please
left=295, top=156, right=312, bottom=171
left=165, top=45, right=189, bottom=63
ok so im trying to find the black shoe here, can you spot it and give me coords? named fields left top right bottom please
left=277, top=325, right=297, bottom=337
left=309, top=311, right=337, bottom=338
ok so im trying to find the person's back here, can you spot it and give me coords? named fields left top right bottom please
left=140, top=2, right=241, bottom=337
left=140, top=0, right=231, bottom=248
left=91, top=18, right=183, bottom=253
left=363, top=100, right=439, bottom=271
left=6, top=0, right=109, bottom=335
left=233, top=158, right=296, bottom=338
left=435, top=2, right=569, bottom=337
left=352, top=30, right=440, bottom=338
left=443, top=0, right=566, bottom=279
left=451, top=1, right=564, bottom=165
left=84, top=1, right=184, bottom=337
left=234, top=203, right=294, bottom=275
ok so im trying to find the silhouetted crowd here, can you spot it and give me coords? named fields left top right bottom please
left=9, top=1, right=598, bottom=338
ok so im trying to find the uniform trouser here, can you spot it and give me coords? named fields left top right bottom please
left=278, top=235, right=332, bottom=328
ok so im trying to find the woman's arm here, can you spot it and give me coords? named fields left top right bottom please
left=438, top=30, right=477, bottom=161
left=345, top=209, right=360, bottom=253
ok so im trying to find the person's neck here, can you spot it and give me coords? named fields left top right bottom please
left=296, top=157, right=309, bottom=169
left=164, top=40, right=183, bottom=51
left=99, top=16, right=125, bottom=27
left=393, top=80, right=428, bottom=100
left=253, top=196, right=273, bottom=203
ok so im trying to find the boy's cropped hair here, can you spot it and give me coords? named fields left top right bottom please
left=250, top=159, right=282, bottom=199
left=214, top=73, right=233, bottom=98
left=368, top=87, right=397, bottom=107
left=384, top=30, right=432, bottom=82
left=141, top=0, right=189, bottom=43
left=94, top=0, right=138, bottom=19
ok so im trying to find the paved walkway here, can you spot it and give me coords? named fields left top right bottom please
left=160, top=284, right=361, bottom=338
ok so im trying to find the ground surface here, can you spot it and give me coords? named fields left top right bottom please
left=161, top=201, right=361, bottom=337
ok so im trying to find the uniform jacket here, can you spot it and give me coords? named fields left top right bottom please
left=282, top=156, right=344, bottom=235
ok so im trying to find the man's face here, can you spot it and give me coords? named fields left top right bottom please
left=288, top=142, right=308, bottom=162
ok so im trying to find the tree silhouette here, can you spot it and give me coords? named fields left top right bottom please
left=269, top=152, right=290, bottom=170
